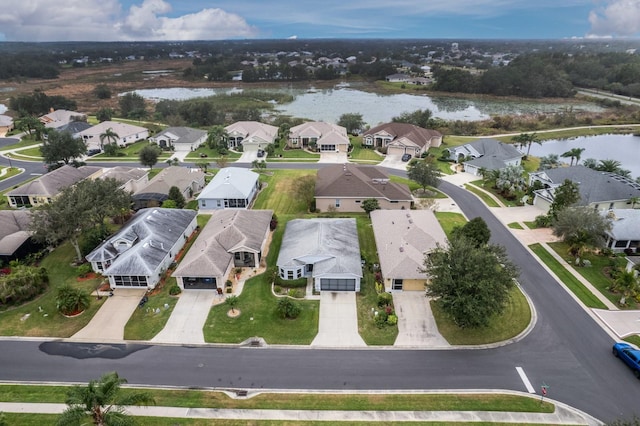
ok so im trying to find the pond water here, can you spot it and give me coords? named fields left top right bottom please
left=126, top=84, right=603, bottom=125
left=528, top=134, right=640, bottom=179
left=0, top=104, right=6, bottom=114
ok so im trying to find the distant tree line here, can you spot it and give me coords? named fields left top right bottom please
left=9, top=90, right=77, bottom=116
left=0, top=54, right=60, bottom=79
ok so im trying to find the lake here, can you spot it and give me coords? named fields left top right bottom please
left=126, top=83, right=603, bottom=126
left=528, top=134, right=640, bottom=179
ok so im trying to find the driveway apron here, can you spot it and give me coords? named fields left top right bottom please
left=152, top=290, right=216, bottom=344
left=393, top=292, right=449, bottom=347
left=311, top=292, right=366, bottom=347
left=71, top=289, right=147, bottom=341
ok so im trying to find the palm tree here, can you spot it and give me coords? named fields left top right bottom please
left=511, top=132, right=540, bottom=158
left=560, top=147, right=586, bottom=166
left=206, top=125, right=228, bottom=152
left=539, top=154, right=560, bottom=170
left=629, top=196, right=640, bottom=209
left=57, top=372, right=155, bottom=426
left=610, top=268, right=640, bottom=304
left=99, top=128, right=119, bottom=151
left=596, top=159, right=622, bottom=173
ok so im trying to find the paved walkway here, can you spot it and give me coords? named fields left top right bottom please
left=71, top=289, right=146, bottom=341
left=152, top=290, right=216, bottom=344
left=311, top=292, right=366, bottom=347
left=393, top=292, right=449, bottom=348
left=0, top=399, right=601, bottom=425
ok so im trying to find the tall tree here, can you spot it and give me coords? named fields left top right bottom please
left=294, top=175, right=316, bottom=212
left=17, top=116, right=45, bottom=140
left=40, top=130, right=87, bottom=165
left=361, top=198, right=380, bottom=216
left=167, top=186, right=186, bottom=209
left=495, top=164, right=526, bottom=198
left=99, top=128, right=119, bottom=150
left=118, top=92, right=147, bottom=120
left=392, top=109, right=433, bottom=128
left=407, top=158, right=441, bottom=193
left=139, top=145, right=162, bottom=170
left=337, top=113, right=365, bottom=135
left=561, top=147, right=586, bottom=166
left=450, top=217, right=491, bottom=248
left=511, top=132, right=540, bottom=158
left=95, top=108, right=114, bottom=123
left=423, top=235, right=519, bottom=328
left=552, top=206, right=612, bottom=257
left=206, top=125, right=229, bottom=153
left=548, top=179, right=581, bottom=219
left=57, top=371, right=155, bottom=426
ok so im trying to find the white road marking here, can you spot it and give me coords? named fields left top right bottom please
left=516, top=366, right=536, bottom=394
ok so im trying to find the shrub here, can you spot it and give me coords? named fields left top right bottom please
left=277, top=297, right=301, bottom=319
left=169, top=284, right=181, bottom=296
left=56, top=285, right=90, bottom=316
left=274, top=285, right=282, bottom=294
left=387, top=314, right=398, bottom=325
left=76, top=263, right=93, bottom=278
left=374, top=311, right=388, bottom=328
left=534, top=214, right=551, bottom=228
left=377, top=292, right=392, bottom=307
left=0, top=266, right=49, bottom=306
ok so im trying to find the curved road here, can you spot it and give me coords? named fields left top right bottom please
left=0, top=156, right=639, bottom=423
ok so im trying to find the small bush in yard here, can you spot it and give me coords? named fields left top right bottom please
left=377, top=292, right=392, bottom=307
left=56, top=285, right=90, bottom=316
left=374, top=310, right=388, bottom=328
left=277, top=297, right=301, bottom=319
left=387, top=314, right=398, bottom=325
left=274, top=285, right=282, bottom=294
left=169, top=284, right=181, bottom=295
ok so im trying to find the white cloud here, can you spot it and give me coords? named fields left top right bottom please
left=588, top=0, right=640, bottom=37
left=0, top=0, right=258, bottom=41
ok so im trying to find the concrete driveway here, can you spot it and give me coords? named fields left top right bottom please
left=152, top=290, right=216, bottom=344
left=71, top=289, right=147, bottom=341
left=237, top=150, right=260, bottom=163
left=393, top=292, right=449, bottom=348
left=379, top=155, right=408, bottom=170
left=318, top=152, right=348, bottom=163
left=311, top=292, right=366, bottom=347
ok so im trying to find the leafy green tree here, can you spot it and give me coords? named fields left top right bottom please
left=495, top=164, right=526, bottom=198
left=294, top=175, right=316, bottom=212
left=251, top=159, right=267, bottom=170
left=57, top=371, right=155, bottom=426
left=277, top=297, right=301, bottom=319
left=206, top=125, right=229, bottom=153
left=99, top=128, right=119, bottom=150
left=511, top=133, right=540, bottom=158
left=337, top=113, right=365, bottom=134
left=167, top=186, right=186, bottom=209
left=392, top=109, right=433, bottom=128
left=17, top=116, right=45, bottom=140
left=407, top=158, right=441, bottom=193
left=118, top=92, right=147, bottom=120
left=424, top=235, right=519, bottom=328
left=77, top=178, right=132, bottom=228
left=103, top=143, right=120, bottom=157
left=93, top=84, right=112, bottom=99
left=0, top=266, right=48, bottom=305
left=56, top=285, right=90, bottom=316
left=161, top=199, right=177, bottom=208
left=450, top=217, right=491, bottom=248
left=40, top=130, right=87, bottom=165
left=139, top=145, right=162, bottom=170
left=561, top=147, right=586, bottom=166
left=548, top=179, right=581, bottom=219
left=596, top=159, right=623, bottom=173
left=95, top=108, right=114, bottom=122
left=552, top=206, right=612, bottom=257
left=538, top=154, right=561, bottom=170
left=361, top=198, right=380, bottom=216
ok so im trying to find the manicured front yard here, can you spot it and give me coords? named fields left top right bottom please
left=348, top=136, right=383, bottom=163
left=464, top=182, right=501, bottom=207
left=253, top=169, right=316, bottom=214
left=434, top=211, right=467, bottom=238
left=0, top=242, right=106, bottom=337
left=0, top=166, right=22, bottom=181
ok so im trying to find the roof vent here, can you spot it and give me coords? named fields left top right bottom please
left=399, top=247, right=404, bottom=252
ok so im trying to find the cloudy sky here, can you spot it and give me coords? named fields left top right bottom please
left=0, top=0, right=638, bottom=42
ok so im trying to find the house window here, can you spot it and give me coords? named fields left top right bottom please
left=615, top=240, right=628, bottom=248
left=296, top=269, right=302, bottom=279
left=201, top=200, right=206, bottom=207
left=287, top=271, right=294, bottom=280
left=335, top=199, right=341, bottom=208
left=355, top=200, right=361, bottom=203
left=96, top=262, right=103, bottom=271
left=390, top=201, right=398, bottom=204
left=392, top=279, right=403, bottom=290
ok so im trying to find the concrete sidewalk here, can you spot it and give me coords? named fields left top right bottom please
left=0, top=399, right=601, bottom=424
left=71, top=289, right=146, bottom=341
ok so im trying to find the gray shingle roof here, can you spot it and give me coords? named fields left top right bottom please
left=461, top=138, right=523, bottom=170
left=6, top=165, right=102, bottom=198
left=153, top=127, right=207, bottom=145
left=531, top=166, right=640, bottom=205
left=0, top=210, right=32, bottom=256
left=606, top=209, right=640, bottom=241
left=133, top=166, right=204, bottom=199
left=197, top=167, right=258, bottom=201
left=172, top=209, right=273, bottom=277
left=315, top=164, right=412, bottom=201
left=86, top=208, right=197, bottom=275
left=277, top=218, right=362, bottom=278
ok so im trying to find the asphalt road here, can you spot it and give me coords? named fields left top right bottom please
left=0, top=159, right=638, bottom=422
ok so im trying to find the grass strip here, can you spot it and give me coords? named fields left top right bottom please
left=464, top=184, right=500, bottom=207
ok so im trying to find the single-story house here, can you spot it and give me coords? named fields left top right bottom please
left=444, top=138, right=523, bottom=176
left=529, top=166, right=640, bottom=212
left=77, top=121, right=149, bottom=150
left=0, top=115, right=14, bottom=135
left=39, top=109, right=87, bottom=129
left=149, top=127, right=207, bottom=152
left=371, top=210, right=447, bottom=292
left=225, top=121, right=278, bottom=151
left=86, top=208, right=198, bottom=290
left=6, top=165, right=103, bottom=208
left=132, top=166, right=204, bottom=210
left=55, top=121, right=93, bottom=138
left=362, top=122, right=442, bottom=157
left=276, top=218, right=362, bottom=292
left=288, top=122, right=350, bottom=153
left=172, top=209, right=273, bottom=290
left=315, top=164, right=413, bottom=212
left=385, top=73, right=410, bottom=83
left=97, top=166, right=149, bottom=194
left=0, top=210, right=40, bottom=262
left=603, top=209, right=640, bottom=253
left=197, top=167, right=260, bottom=210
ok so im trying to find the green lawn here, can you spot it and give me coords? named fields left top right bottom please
left=0, top=242, right=106, bottom=337
left=529, top=243, right=608, bottom=309
left=464, top=183, right=501, bottom=207
left=431, top=285, right=531, bottom=345
left=508, top=222, right=524, bottom=230
left=348, top=136, right=383, bottom=163
left=186, top=146, right=242, bottom=161
left=270, top=144, right=320, bottom=161
left=0, top=167, right=22, bottom=181
left=253, top=170, right=316, bottom=214
left=546, top=242, right=633, bottom=308
left=0, top=137, right=41, bottom=151
left=434, top=212, right=467, bottom=239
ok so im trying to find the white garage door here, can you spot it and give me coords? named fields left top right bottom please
left=320, top=278, right=356, bottom=291
left=387, top=146, right=405, bottom=156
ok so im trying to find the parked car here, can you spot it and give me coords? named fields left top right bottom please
left=87, top=149, right=101, bottom=156
left=401, top=153, right=412, bottom=162
left=257, top=149, right=265, bottom=158
left=612, top=342, right=640, bottom=378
